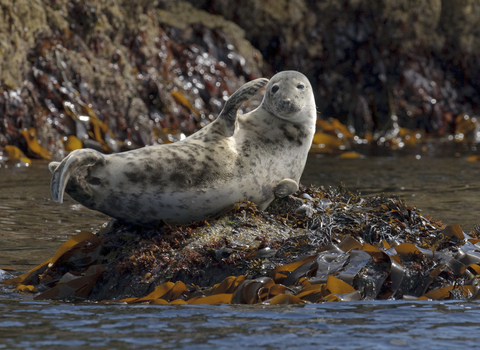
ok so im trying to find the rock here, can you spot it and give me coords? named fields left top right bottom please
left=0, top=0, right=263, bottom=159
left=191, top=0, right=480, bottom=136
left=4, top=185, right=480, bottom=304
left=439, top=0, right=480, bottom=55
left=0, top=0, right=49, bottom=89
left=2, top=0, right=480, bottom=156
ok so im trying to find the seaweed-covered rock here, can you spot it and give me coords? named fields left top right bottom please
left=0, top=0, right=263, bottom=160
left=3, top=185, right=480, bottom=304
left=192, top=0, right=480, bottom=136
left=2, top=0, right=480, bottom=162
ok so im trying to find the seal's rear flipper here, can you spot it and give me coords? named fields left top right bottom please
left=51, top=149, right=104, bottom=203
left=216, top=78, right=269, bottom=137
left=48, top=162, right=60, bottom=173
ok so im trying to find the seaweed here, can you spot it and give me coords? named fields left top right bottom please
left=3, top=185, right=480, bottom=304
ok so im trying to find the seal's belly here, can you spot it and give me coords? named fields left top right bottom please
left=92, top=183, right=259, bottom=225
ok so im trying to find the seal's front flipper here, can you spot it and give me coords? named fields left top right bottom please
left=51, top=149, right=104, bottom=203
left=216, top=78, right=269, bottom=137
left=274, top=179, right=299, bottom=198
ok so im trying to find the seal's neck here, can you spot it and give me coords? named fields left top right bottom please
left=237, top=107, right=315, bottom=150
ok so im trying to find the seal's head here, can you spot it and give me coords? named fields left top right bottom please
left=262, top=71, right=315, bottom=124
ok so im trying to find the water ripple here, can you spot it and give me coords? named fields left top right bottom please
left=1, top=300, right=480, bottom=349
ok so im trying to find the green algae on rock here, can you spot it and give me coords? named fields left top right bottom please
left=3, top=185, right=480, bottom=304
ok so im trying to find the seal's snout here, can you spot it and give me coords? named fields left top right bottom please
left=279, top=96, right=301, bottom=113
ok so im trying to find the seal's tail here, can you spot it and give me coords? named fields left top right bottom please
left=49, top=149, right=104, bottom=203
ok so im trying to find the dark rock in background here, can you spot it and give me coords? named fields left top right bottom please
left=190, top=0, right=480, bottom=136
left=1, top=0, right=480, bottom=158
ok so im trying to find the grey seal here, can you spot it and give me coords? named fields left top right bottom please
left=49, top=71, right=317, bottom=226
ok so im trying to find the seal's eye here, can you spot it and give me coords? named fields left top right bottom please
left=271, top=85, right=279, bottom=93
left=297, top=83, right=305, bottom=90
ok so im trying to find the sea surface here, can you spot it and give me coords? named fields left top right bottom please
left=1, top=299, right=480, bottom=349
left=1, top=154, right=480, bottom=349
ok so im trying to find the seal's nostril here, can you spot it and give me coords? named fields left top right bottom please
left=282, top=99, right=292, bottom=108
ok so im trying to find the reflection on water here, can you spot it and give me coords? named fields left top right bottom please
left=0, top=161, right=108, bottom=270
left=1, top=299, right=480, bottom=349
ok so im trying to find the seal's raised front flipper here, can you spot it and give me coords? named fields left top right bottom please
left=216, top=78, right=269, bottom=137
left=274, top=178, right=299, bottom=198
left=50, top=148, right=105, bottom=203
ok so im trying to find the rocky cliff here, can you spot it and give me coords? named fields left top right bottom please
left=191, top=0, right=480, bottom=136
left=1, top=0, right=480, bottom=161
left=0, top=0, right=263, bottom=160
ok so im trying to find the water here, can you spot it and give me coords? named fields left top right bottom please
left=1, top=155, right=480, bottom=348
left=1, top=300, right=480, bottom=349
left=0, top=161, right=108, bottom=271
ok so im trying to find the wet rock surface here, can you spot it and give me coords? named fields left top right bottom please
left=191, top=0, right=480, bottom=137
left=2, top=0, right=480, bottom=163
left=0, top=0, right=263, bottom=160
